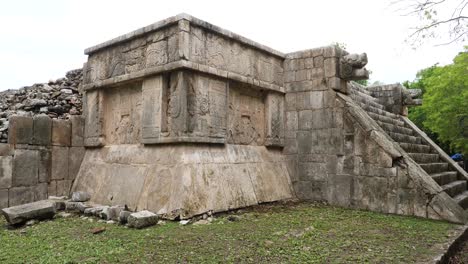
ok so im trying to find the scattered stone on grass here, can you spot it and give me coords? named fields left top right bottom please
left=91, top=227, right=106, bottom=234
left=179, top=220, right=190, bottom=225
left=127, top=210, right=158, bottom=229
left=70, top=191, right=91, bottom=202
left=1, top=200, right=56, bottom=225
left=193, top=219, right=210, bottom=225
left=119, top=211, right=132, bottom=224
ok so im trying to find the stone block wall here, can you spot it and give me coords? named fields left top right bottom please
left=0, top=115, right=85, bottom=209
left=283, top=46, right=344, bottom=201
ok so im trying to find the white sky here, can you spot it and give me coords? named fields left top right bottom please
left=0, top=0, right=465, bottom=90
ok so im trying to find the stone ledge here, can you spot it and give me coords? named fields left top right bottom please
left=81, top=60, right=285, bottom=93
left=85, top=13, right=285, bottom=58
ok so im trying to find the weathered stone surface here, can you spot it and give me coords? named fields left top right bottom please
left=38, top=149, right=51, bottom=183
left=8, top=186, right=35, bottom=206
left=70, top=115, right=84, bottom=147
left=0, top=189, right=8, bottom=209
left=0, top=156, right=12, bottom=188
left=51, top=146, right=69, bottom=180
left=32, top=115, right=52, bottom=145
left=65, top=201, right=89, bottom=212
left=56, top=180, right=72, bottom=197
left=0, top=144, right=13, bottom=156
left=52, top=119, right=71, bottom=146
left=68, top=147, right=85, bottom=180
left=12, top=149, right=39, bottom=187
left=71, top=191, right=91, bottom=202
left=119, top=210, right=132, bottom=224
left=1, top=200, right=56, bottom=225
left=8, top=116, right=33, bottom=145
left=127, top=210, right=158, bottom=229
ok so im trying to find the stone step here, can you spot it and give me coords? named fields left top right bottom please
left=454, top=191, right=468, bottom=209
left=354, top=97, right=385, bottom=110
left=349, top=83, right=373, bottom=96
left=408, top=153, right=440, bottom=163
left=419, top=162, right=449, bottom=174
left=350, top=90, right=385, bottom=108
left=442, top=180, right=467, bottom=198
left=376, top=121, right=414, bottom=136
left=367, top=112, right=405, bottom=127
left=430, top=171, right=459, bottom=186
left=388, top=132, right=422, bottom=145
left=361, top=104, right=399, bottom=119
left=399, top=143, right=432, bottom=153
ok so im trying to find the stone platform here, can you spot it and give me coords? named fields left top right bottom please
left=69, top=13, right=468, bottom=223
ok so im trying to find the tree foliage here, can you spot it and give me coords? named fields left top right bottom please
left=393, top=0, right=468, bottom=46
left=405, top=49, right=468, bottom=155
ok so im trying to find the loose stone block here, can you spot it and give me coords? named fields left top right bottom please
left=0, top=156, right=12, bottom=188
left=12, top=149, right=39, bottom=187
left=8, top=116, right=33, bottom=145
left=0, top=189, right=8, bottom=209
left=70, top=115, right=84, bottom=147
left=127, top=210, right=159, bottom=229
left=119, top=210, right=132, bottom=224
left=68, top=147, right=85, bottom=180
left=51, top=146, right=69, bottom=180
left=32, top=115, right=52, bottom=145
left=1, top=200, right=56, bottom=225
left=65, top=201, right=88, bottom=212
left=52, top=119, right=71, bottom=146
left=71, top=191, right=91, bottom=202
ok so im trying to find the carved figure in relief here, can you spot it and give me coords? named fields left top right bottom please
left=145, top=41, right=168, bottom=67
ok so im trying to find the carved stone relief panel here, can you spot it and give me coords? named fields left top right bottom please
left=265, top=92, right=285, bottom=147
left=83, top=25, right=178, bottom=85
left=103, top=83, right=142, bottom=145
left=142, top=75, right=167, bottom=141
left=84, top=89, right=105, bottom=147
left=141, top=71, right=227, bottom=144
left=187, top=73, right=227, bottom=140
left=227, top=82, right=265, bottom=146
left=189, top=25, right=283, bottom=87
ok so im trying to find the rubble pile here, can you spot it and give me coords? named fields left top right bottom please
left=0, top=69, right=83, bottom=143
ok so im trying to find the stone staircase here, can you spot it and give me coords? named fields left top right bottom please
left=349, top=84, right=468, bottom=214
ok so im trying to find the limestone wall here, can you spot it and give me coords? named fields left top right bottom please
left=283, top=46, right=465, bottom=223
left=0, top=115, right=85, bottom=209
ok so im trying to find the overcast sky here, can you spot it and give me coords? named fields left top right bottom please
left=0, top=0, right=465, bottom=91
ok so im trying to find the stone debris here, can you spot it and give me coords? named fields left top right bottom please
left=91, top=227, right=106, bottom=234
left=193, top=219, right=210, bottom=225
left=119, top=211, right=132, bottom=224
left=64, top=201, right=89, bottom=212
left=25, top=219, right=39, bottom=226
left=179, top=220, right=190, bottom=225
left=0, top=69, right=82, bottom=142
left=1, top=200, right=56, bottom=225
left=57, top=212, right=72, bottom=218
left=70, top=191, right=91, bottom=202
left=127, top=210, right=158, bottom=229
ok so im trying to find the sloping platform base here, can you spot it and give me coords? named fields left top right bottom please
left=72, top=144, right=294, bottom=219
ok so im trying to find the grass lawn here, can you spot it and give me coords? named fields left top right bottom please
left=0, top=202, right=460, bottom=263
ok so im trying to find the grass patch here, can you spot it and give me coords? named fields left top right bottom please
left=0, top=202, right=459, bottom=263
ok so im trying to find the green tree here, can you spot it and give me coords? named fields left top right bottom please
left=405, top=49, right=468, bottom=155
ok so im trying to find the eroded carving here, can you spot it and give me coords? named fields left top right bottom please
left=228, top=82, right=265, bottom=145
left=340, top=53, right=369, bottom=81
